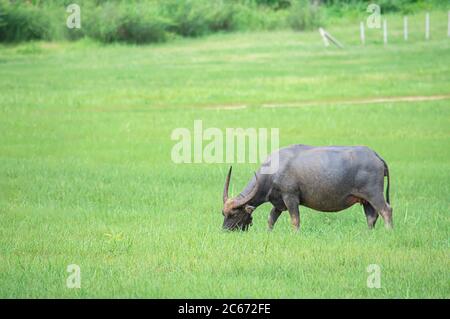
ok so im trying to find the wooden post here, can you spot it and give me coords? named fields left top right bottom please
left=383, top=19, right=388, bottom=45
left=404, top=16, right=408, bottom=41
left=360, top=21, right=365, bottom=45
left=425, top=12, right=430, bottom=40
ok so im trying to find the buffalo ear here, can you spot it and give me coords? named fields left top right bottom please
left=244, top=205, right=255, bottom=214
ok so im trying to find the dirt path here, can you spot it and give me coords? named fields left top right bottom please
left=207, top=94, right=450, bottom=110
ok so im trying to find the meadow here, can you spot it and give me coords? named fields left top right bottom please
left=0, top=10, right=449, bottom=298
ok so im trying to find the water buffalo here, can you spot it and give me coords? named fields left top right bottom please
left=222, top=144, right=392, bottom=231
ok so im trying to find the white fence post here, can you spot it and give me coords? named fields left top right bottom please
left=448, top=11, right=450, bottom=37
left=383, top=19, right=388, bottom=45
left=318, top=28, right=343, bottom=48
left=425, top=12, right=430, bottom=40
left=319, top=28, right=330, bottom=47
left=360, top=21, right=365, bottom=45
left=404, top=16, right=408, bottom=41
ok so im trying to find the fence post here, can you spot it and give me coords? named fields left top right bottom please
left=319, top=28, right=330, bottom=47
left=383, top=19, right=388, bottom=45
left=425, top=12, right=430, bottom=40
left=318, top=28, right=343, bottom=48
left=448, top=11, right=450, bottom=37
left=360, top=21, right=365, bottom=45
left=404, top=16, right=408, bottom=41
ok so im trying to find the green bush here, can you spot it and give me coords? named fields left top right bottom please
left=160, top=0, right=239, bottom=37
left=231, top=3, right=289, bottom=31
left=288, top=0, right=323, bottom=31
left=0, top=0, right=324, bottom=43
left=83, top=2, right=170, bottom=44
left=0, top=5, right=5, bottom=28
left=5, top=0, right=439, bottom=44
left=0, top=1, right=51, bottom=42
left=254, top=0, right=292, bottom=9
left=205, top=1, right=237, bottom=32
left=161, top=0, right=211, bottom=37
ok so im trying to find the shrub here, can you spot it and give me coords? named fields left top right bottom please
left=1, top=0, right=437, bottom=44
left=254, top=0, right=292, bottom=9
left=235, top=4, right=289, bottom=30
left=161, top=0, right=213, bottom=37
left=0, top=5, right=5, bottom=29
left=206, top=1, right=237, bottom=32
left=0, top=1, right=52, bottom=42
left=83, top=2, right=170, bottom=44
left=288, top=0, right=323, bottom=31
left=0, top=0, right=321, bottom=43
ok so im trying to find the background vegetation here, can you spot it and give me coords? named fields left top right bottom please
left=0, top=8, right=449, bottom=297
left=0, top=0, right=447, bottom=43
left=0, top=0, right=449, bottom=298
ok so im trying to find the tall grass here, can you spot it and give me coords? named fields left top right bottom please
left=0, top=0, right=447, bottom=44
left=0, top=1, right=53, bottom=41
left=82, top=2, right=170, bottom=43
left=0, top=28, right=449, bottom=297
left=288, top=0, right=322, bottom=31
left=0, top=0, right=323, bottom=43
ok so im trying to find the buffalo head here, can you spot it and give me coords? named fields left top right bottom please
left=222, top=166, right=258, bottom=231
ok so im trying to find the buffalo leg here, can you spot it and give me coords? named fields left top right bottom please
left=282, top=194, right=300, bottom=231
left=363, top=202, right=378, bottom=229
left=268, top=207, right=283, bottom=230
left=380, top=204, right=393, bottom=229
left=368, top=194, right=393, bottom=229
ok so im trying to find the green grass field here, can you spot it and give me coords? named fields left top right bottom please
left=0, top=10, right=449, bottom=298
